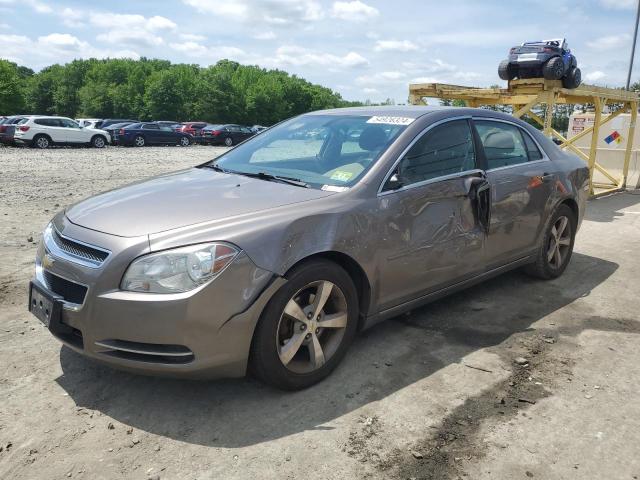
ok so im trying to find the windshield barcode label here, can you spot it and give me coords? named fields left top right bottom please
left=366, top=116, right=414, bottom=126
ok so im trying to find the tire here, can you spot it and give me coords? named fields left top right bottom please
left=498, top=60, right=515, bottom=81
left=179, top=136, right=191, bottom=147
left=562, top=67, right=581, bottom=89
left=32, top=135, right=51, bottom=149
left=224, top=136, right=233, bottom=147
left=524, top=203, right=577, bottom=280
left=133, top=135, right=145, bottom=147
left=543, top=57, right=565, bottom=80
left=91, top=135, right=106, bottom=148
left=249, top=259, right=359, bottom=390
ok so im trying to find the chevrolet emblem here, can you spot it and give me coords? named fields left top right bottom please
left=42, top=253, right=55, bottom=270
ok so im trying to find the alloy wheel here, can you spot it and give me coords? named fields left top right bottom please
left=547, top=215, right=571, bottom=269
left=134, top=136, right=145, bottom=147
left=180, top=136, right=190, bottom=146
left=36, top=137, right=49, bottom=149
left=276, top=280, right=348, bottom=374
left=224, top=137, right=233, bottom=146
left=94, top=137, right=105, bottom=148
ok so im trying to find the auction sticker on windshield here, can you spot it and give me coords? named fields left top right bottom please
left=366, top=116, right=414, bottom=126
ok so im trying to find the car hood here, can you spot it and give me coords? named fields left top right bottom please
left=65, top=168, right=334, bottom=237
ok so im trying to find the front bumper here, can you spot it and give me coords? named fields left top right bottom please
left=31, top=213, right=282, bottom=379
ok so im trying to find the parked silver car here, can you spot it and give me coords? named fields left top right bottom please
left=29, top=106, right=589, bottom=390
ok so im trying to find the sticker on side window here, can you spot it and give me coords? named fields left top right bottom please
left=366, top=116, right=414, bottom=126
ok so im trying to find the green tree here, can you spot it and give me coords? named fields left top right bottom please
left=0, top=60, right=27, bottom=114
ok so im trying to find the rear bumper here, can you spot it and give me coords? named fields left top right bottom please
left=30, top=214, right=284, bottom=379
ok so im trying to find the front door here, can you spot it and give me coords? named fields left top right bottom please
left=375, top=119, right=489, bottom=310
left=60, top=118, right=86, bottom=143
left=473, top=119, right=555, bottom=268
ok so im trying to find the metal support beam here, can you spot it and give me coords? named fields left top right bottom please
left=622, top=101, right=638, bottom=188
left=587, top=97, right=603, bottom=196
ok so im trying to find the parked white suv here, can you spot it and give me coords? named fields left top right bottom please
left=13, top=116, right=110, bottom=149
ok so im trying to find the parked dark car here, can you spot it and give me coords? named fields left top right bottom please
left=29, top=106, right=588, bottom=390
left=95, top=119, right=139, bottom=130
left=156, top=121, right=182, bottom=130
left=200, top=124, right=255, bottom=146
left=0, top=115, right=29, bottom=145
left=118, top=122, right=193, bottom=147
left=103, top=122, right=137, bottom=145
left=499, top=38, right=581, bottom=88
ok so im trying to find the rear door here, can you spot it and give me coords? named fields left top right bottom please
left=35, top=118, right=66, bottom=143
left=375, top=118, right=490, bottom=310
left=474, top=119, right=555, bottom=268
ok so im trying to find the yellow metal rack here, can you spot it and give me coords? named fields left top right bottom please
left=409, top=78, right=639, bottom=197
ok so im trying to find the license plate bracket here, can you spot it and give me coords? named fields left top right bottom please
left=28, top=281, right=62, bottom=327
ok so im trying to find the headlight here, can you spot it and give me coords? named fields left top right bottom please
left=121, top=243, right=239, bottom=293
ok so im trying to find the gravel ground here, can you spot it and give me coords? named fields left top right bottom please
left=1, top=145, right=639, bottom=480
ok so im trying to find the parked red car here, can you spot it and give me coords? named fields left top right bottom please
left=178, top=122, right=208, bottom=141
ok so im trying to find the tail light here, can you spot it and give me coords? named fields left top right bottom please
left=0, top=126, right=6, bottom=133
left=119, top=128, right=125, bottom=135
left=509, top=48, right=515, bottom=54
left=19, top=125, right=30, bottom=132
left=212, top=130, right=221, bottom=136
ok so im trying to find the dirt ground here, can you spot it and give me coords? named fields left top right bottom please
left=0, top=144, right=639, bottom=480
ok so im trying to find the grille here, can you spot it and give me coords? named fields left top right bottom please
left=43, top=271, right=88, bottom=305
left=52, top=229, right=109, bottom=264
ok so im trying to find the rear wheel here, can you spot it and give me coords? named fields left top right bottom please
left=224, top=136, right=233, bottom=147
left=250, top=260, right=359, bottom=390
left=32, top=135, right=50, bottom=149
left=543, top=57, right=564, bottom=80
left=524, top=204, right=576, bottom=279
left=562, top=67, right=581, bottom=89
left=498, top=60, right=516, bottom=80
left=133, top=135, right=145, bottom=147
left=179, top=136, right=191, bottom=147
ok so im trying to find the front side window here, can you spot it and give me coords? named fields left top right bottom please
left=389, top=119, right=476, bottom=188
left=475, top=121, right=529, bottom=169
left=209, top=115, right=408, bottom=189
left=59, top=118, right=79, bottom=128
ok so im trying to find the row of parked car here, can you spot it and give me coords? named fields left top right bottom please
left=0, top=115, right=267, bottom=149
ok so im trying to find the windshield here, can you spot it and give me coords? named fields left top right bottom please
left=206, top=114, right=408, bottom=189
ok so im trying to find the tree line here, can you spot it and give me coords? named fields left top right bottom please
left=0, top=58, right=364, bottom=125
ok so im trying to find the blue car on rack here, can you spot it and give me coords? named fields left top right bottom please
left=498, top=38, right=581, bottom=89
left=118, top=122, right=193, bottom=147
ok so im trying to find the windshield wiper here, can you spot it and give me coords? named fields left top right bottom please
left=234, top=171, right=310, bottom=188
left=203, top=162, right=230, bottom=173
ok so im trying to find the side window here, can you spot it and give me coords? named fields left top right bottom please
left=475, top=121, right=529, bottom=169
left=390, top=119, right=476, bottom=188
left=143, top=124, right=159, bottom=130
left=60, top=119, right=79, bottom=128
left=521, top=130, right=543, bottom=161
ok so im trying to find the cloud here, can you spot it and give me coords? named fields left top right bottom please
left=60, top=7, right=85, bottom=28
left=586, top=34, right=631, bottom=51
left=355, top=71, right=406, bottom=86
left=0, top=0, right=52, bottom=13
left=585, top=71, right=606, bottom=82
left=182, top=0, right=323, bottom=25
left=90, top=13, right=176, bottom=31
left=180, top=33, right=207, bottom=42
left=268, top=45, right=368, bottom=68
left=374, top=39, right=418, bottom=52
left=96, top=30, right=164, bottom=47
left=253, top=31, right=277, bottom=40
left=0, top=33, right=140, bottom=67
left=331, top=1, right=379, bottom=21
left=599, top=0, right=636, bottom=9
left=169, top=41, right=246, bottom=60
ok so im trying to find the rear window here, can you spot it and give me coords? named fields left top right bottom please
left=35, top=118, right=60, bottom=127
left=143, top=124, right=159, bottom=130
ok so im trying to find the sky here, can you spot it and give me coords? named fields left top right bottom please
left=0, top=0, right=638, bottom=103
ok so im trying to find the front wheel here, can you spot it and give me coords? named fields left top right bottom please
left=250, top=260, right=359, bottom=390
left=524, top=204, right=576, bottom=279
left=498, top=60, right=515, bottom=80
left=562, top=67, right=581, bottom=89
left=91, top=135, right=106, bottom=148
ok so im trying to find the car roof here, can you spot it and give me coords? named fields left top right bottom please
left=307, top=105, right=452, bottom=119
